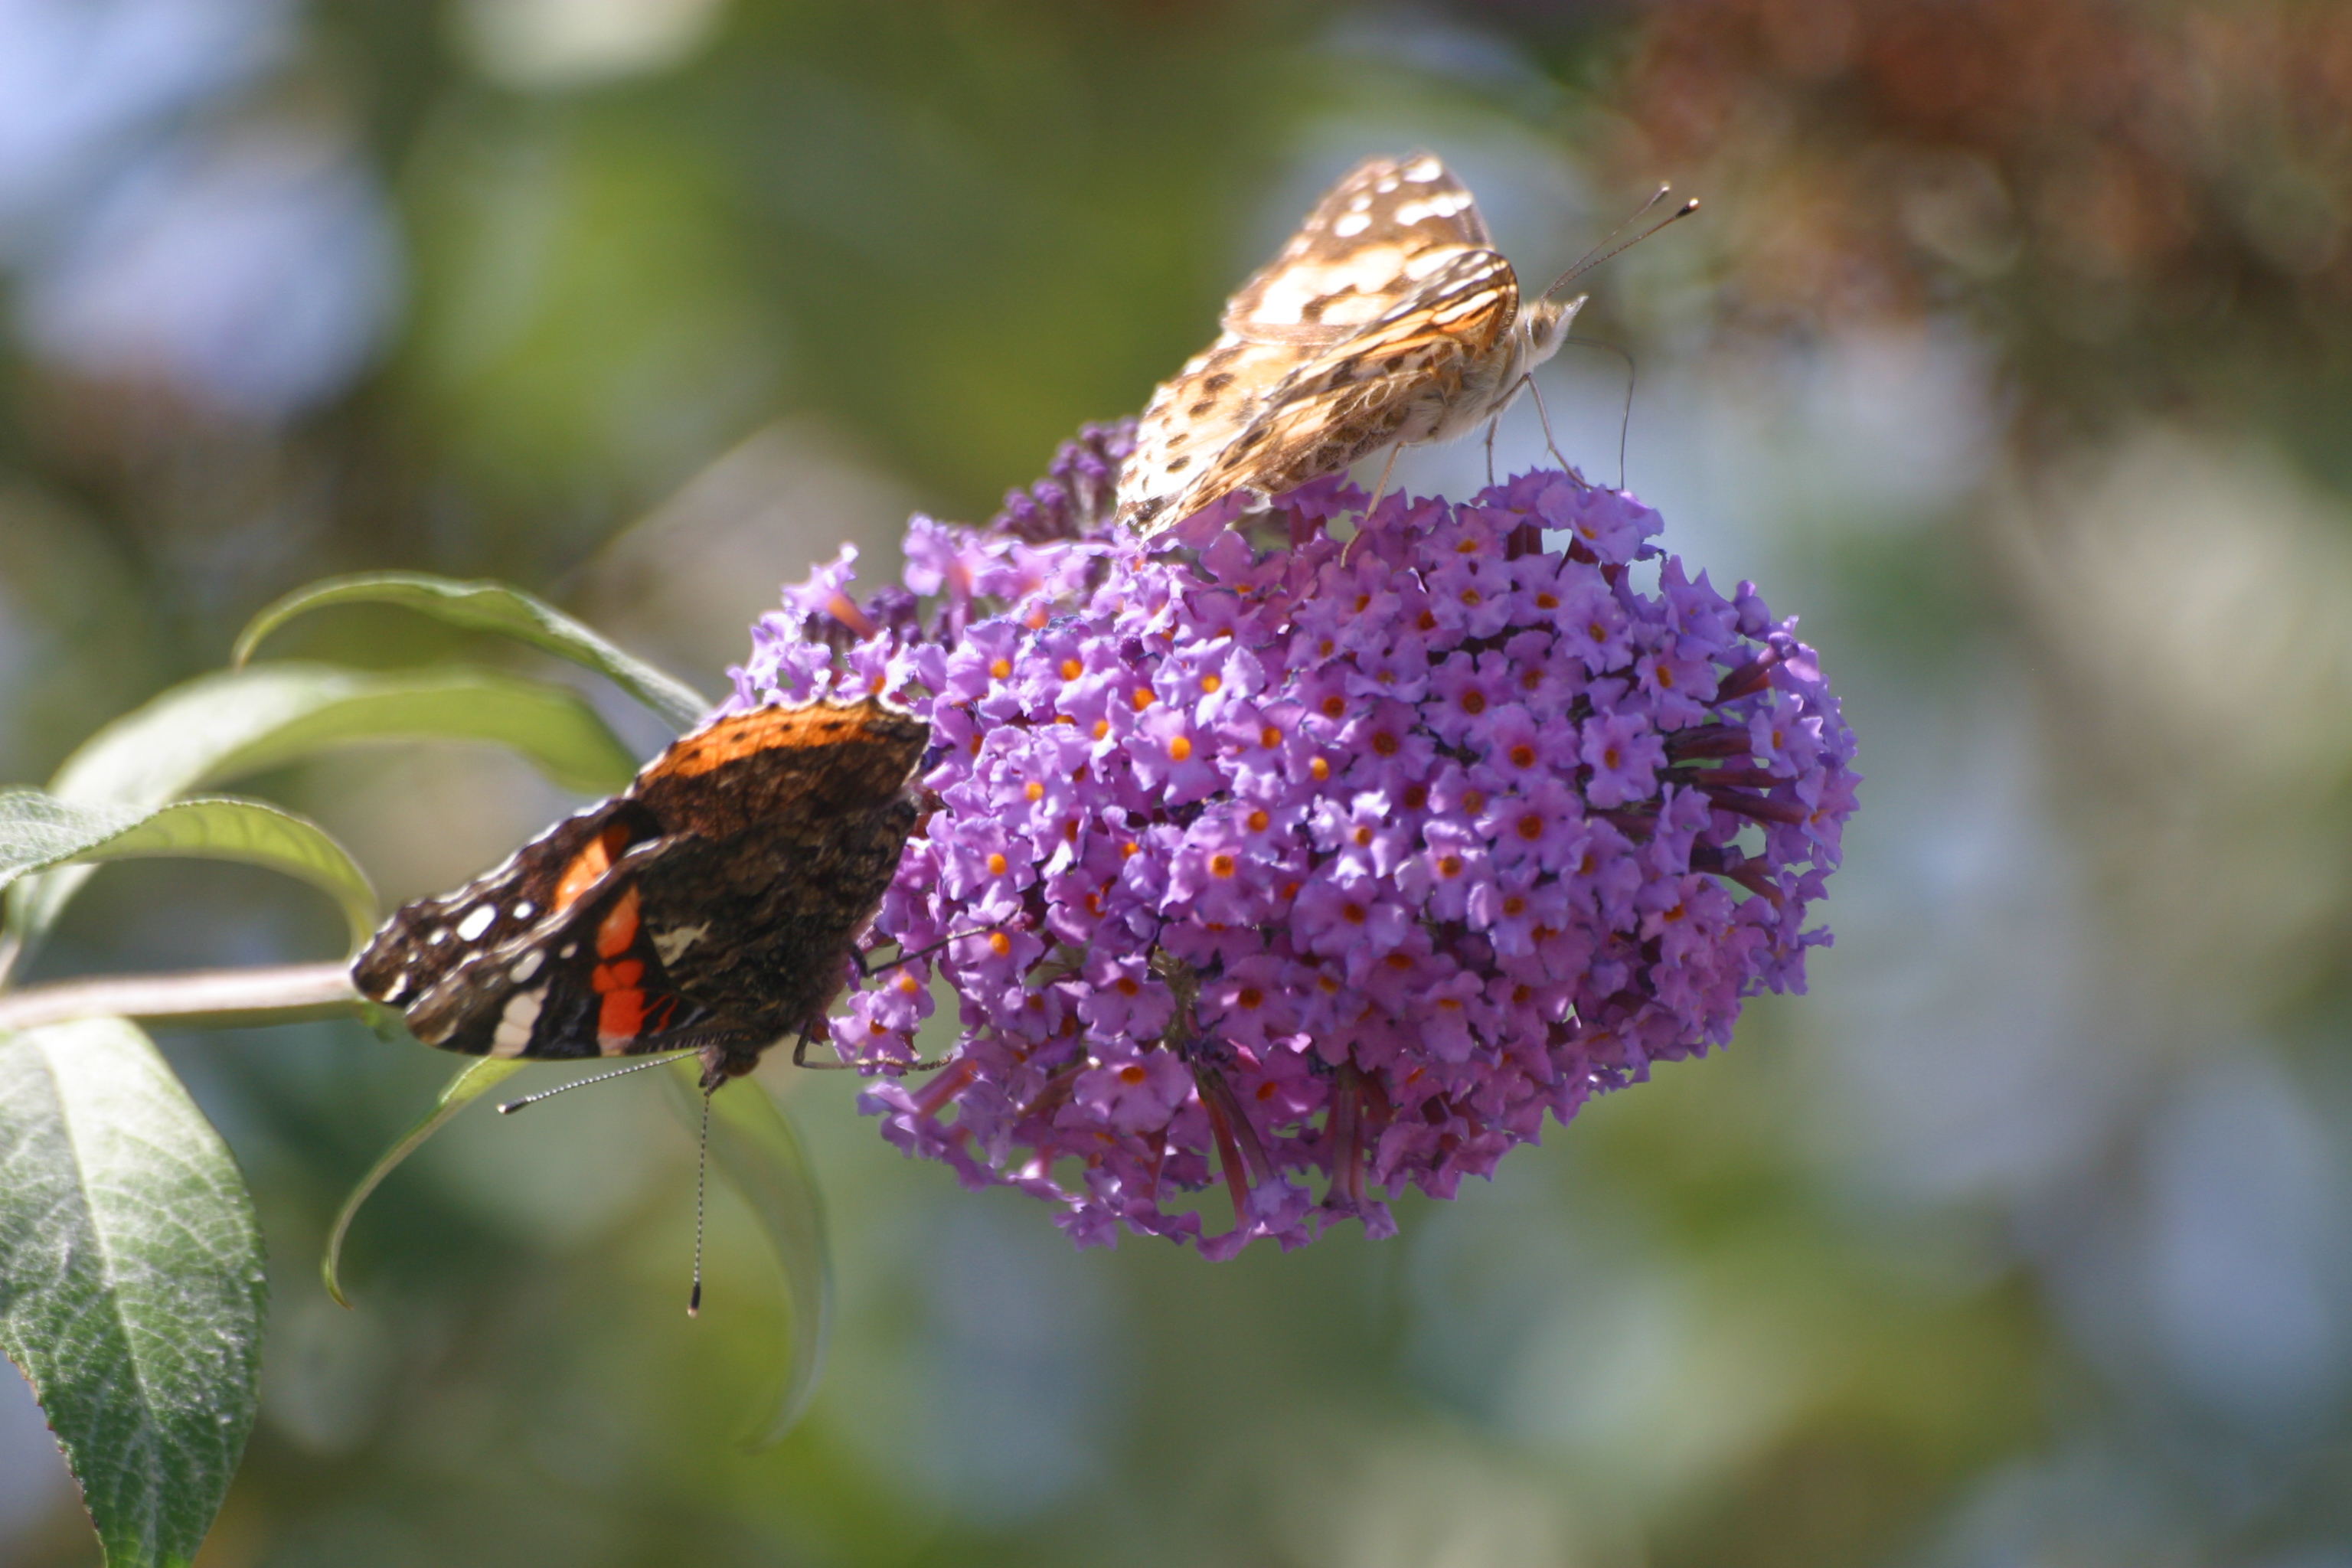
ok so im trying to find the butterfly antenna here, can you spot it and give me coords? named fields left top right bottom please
left=1544, top=186, right=1700, bottom=299
left=688, top=1088, right=711, bottom=1318
left=497, top=1054, right=679, bottom=1114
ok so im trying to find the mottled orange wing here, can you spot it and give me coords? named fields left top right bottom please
left=1221, top=152, right=1497, bottom=339
left=1116, top=152, right=1522, bottom=537
left=1120, top=243, right=1521, bottom=534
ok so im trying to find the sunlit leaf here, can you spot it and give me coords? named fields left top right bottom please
left=232, top=571, right=710, bottom=731
left=320, top=1055, right=531, bottom=1309
left=0, top=1018, right=266, bottom=1568
left=4, top=663, right=636, bottom=978
left=47, top=661, right=638, bottom=806
left=0, top=789, right=377, bottom=953
left=660, top=1060, right=835, bottom=1447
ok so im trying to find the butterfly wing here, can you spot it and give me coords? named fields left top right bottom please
left=1220, top=152, right=1497, bottom=338
left=351, top=795, right=658, bottom=1018
left=396, top=838, right=730, bottom=1060
left=1116, top=333, right=1329, bottom=534
left=1134, top=247, right=1522, bottom=531
left=1118, top=152, right=1517, bottom=536
left=630, top=788, right=920, bottom=1049
left=629, top=698, right=927, bottom=839
left=627, top=698, right=927, bottom=1070
left=354, top=696, right=930, bottom=1067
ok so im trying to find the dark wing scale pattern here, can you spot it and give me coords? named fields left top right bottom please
left=1116, top=151, right=1524, bottom=537
left=630, top=702, right=926, bottom=838
left=352, top=699, right=931, bottom=1085
left=632, top=792, right=921, bottom=1070
left=393, top=841, right=717, bottom=1060
left=350, top=796, right=658, bottom=1018
left=1153, top=250, right=1521, bottom=526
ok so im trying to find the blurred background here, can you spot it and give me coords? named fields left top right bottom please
left=5, top=0, right=2352, bottom=1563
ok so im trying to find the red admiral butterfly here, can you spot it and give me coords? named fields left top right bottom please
left=352, top=697, right=929, bottom=1093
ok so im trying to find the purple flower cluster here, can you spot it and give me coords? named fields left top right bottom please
left=728, top=437, right=1857, bottom=1256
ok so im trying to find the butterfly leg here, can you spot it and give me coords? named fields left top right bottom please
left=791, top=1024, right=853, bottom=1070
left=1522, top=374, right=1573, bottom=476
left=1365, top=444, right=1403, bottom=522
left=855, top=924, right=998, bottom=980
left=797, top=924, right=1011, bottom=1073
left=791, top=1028, right=952, bottom=1075
left=1484, top=415, right=1501, bottom=486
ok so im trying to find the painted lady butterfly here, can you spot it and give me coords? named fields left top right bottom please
left=1117, top=152, right=1604, bottom=536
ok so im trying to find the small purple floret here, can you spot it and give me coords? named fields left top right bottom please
left=728, top=424, right=1858, bottom=1255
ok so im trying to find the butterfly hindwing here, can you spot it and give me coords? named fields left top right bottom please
left=635, top=786, right=922, bottom=1043
left=1118, top=333, right=1322, bottom=533
left=632, top=700, right=927, bottom=838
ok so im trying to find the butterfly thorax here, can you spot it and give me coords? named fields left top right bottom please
left=1419, top=291, right=1585, bottom=448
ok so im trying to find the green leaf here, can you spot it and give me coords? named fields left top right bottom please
left=0, top=1018, right=266, bottom=1568
left=47, top=661, right=639, bottom=807
left=660, top=1061, right=835, bottom=1447
left=0, top=790, right=378, bottom=953
left=320, top=1056, right=530, bottom=1308
left=233, top=571, right=710, bottom=732
left=5, top=663, right=638, bottom=978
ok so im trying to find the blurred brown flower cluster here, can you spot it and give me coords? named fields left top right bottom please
left=1615, top=0, right=2352, bottom=407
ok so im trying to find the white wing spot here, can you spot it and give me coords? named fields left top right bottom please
left=1348, top=192, right=1372, bottom=211
left=491, top=988, right=544, bottom=1056
left=559, top=943, right=578, bottom=959
left=511, top=900, right=535, bottom=921
left=1332, top=211, right=1372, bottom=237
left=1402, top=156, right=1442, bottom=183
left=652, top=923, right=710, bottom=965
left=381, top=969, right=410, bottom=1002
left=508, top=949, right=544, bottom=984
left=1395, top=192, right=1470, bottom=224
left=427, top=927, right=450, bottom=946
left=1376, top=177, right=1400, bottom=193
left=455, top=904, right=497, bottom=942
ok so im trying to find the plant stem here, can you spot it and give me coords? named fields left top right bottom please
left=0, top=962, right=366, bottom=1033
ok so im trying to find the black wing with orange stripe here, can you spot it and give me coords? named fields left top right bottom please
left=352, top=696, right=930, bottom=1075
left=353, top=803, right=719, bottom=1060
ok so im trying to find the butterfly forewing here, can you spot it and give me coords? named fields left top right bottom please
left=351, top=795, right=659, bottom=1022
left=1220, top=154, right=1497, bottom=336
left=395, top=844, right=714, bottom=1061
left=1117, top=151, right=1544, bottom=538
left=1138, top=248, right=1522, bottom=528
